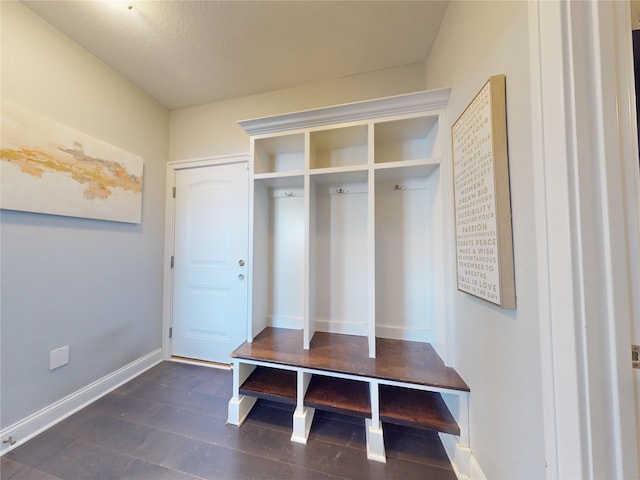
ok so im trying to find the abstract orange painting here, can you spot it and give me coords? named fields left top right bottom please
left=0, top=101, right=143, bottom=223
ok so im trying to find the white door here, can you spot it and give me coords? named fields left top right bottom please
left=171, top=162, right=248, bottom=363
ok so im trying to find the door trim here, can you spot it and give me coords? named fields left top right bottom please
left=528, top=1, right=640, bottom=477
left=162, top=154, right=249, bottom=361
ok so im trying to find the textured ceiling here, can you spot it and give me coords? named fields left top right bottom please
left=24, top=1, right=448, bottom=110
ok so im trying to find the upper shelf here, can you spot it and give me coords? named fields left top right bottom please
left=374, top=116, right=440, bottom=164
left=310, top=125, right=368, bottom=169
left=254, top=132, right=305, bottom=175
left=248, top=89, right=448, bottom=177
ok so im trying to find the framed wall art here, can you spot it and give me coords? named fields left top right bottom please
left=451, top=75, right=516, bottom=309
left=1, top=101, right=143, bottom=224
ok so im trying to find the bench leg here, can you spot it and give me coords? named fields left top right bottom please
left=227, top=394, right=257, bottom=426
left=291, top=371, right=315, bottom=444
left=365, top=419, right=386, bottom=463
left=291, top=406, right=315, bottom=444
left=227, top=361, right=257, bottom=426
left=366, top=380, right=386, bottom=462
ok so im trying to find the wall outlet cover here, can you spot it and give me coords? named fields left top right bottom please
left=49, top=346, right=69, bottom=370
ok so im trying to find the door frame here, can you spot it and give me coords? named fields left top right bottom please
left=529, top=1, right=640, bottom=478
left=162, top=154, right=250, bottom=362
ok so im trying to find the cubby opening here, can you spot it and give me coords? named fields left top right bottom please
left=310, top=125, right=368, bottom=169
left=252, top=176, right=305, bottom=335
left=254, top=133, right=305, bottom=174
left=374, top=164, right=441, bottom=343
left=374, top=116, right=439, bottom=164
left=311, top=170, right=369, bottom=336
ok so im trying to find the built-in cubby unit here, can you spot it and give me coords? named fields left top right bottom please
left=229, top=89, right=469, bottom=465
left=248, top=111, right=445, bottom=356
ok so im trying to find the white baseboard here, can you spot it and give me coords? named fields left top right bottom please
left=267, top=315, right=303, bottom=330
left=469, top=454, right=488, bottom=480
left=375, top=324, right=431, bottom=342
left=0, top=348, right=163, bottom=456
left=440, top=433, right=487, bottom=480
left=314, top=319, right=367, bottom=336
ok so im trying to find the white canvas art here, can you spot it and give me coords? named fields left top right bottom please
left=0, top=101, right=143, bottom=223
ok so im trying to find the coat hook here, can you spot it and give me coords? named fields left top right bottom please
left=284, top=191, right=296, bottom=197
left=393, top=184, right=405, bottom=191
left=335, top=187, right=347, bottom=194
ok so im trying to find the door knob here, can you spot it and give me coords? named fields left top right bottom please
left=238, top=274, right=245, bottom=280
left=238, top=259, right=245, bottom=266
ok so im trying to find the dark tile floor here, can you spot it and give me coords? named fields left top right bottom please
left=1, top=361, right=456, bottom=480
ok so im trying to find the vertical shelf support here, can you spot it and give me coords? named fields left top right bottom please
left=291, top=371, right=315, bottom=444
left=227, top=361, right=257, bottom=426
left=438, top=391, right=471, bottom=477
left=367, top=165, right=377, bottom=358
left=458, top=392, right=470, bottom=448
left=365, top=381, right=386, bottom=462
left=304, top=169, right=317, bottom=350
left=367, top=124, right=377, bottom=357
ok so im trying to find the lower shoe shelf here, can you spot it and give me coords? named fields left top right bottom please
left=379, top=384, right=459, bottom=435
left=238, top=365, right=458, bottom=435
left=238, top=366, right=296, bottom=405
left=304, top=375, right=371, bottom=418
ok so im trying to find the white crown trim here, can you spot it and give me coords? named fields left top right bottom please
left=238, top=88, right=451, bottom=135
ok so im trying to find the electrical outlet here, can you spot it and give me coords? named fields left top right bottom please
left=49, top=346, right=69, bottom=370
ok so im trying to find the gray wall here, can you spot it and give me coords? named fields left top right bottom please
left=426, top=2, right=546, bottom=478
left=169, top=63, right=427, bottom=161
left=0, top=2, right=169, bottom=428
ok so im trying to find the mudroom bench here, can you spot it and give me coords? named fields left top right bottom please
left=227, top=327, right=469, bottom=463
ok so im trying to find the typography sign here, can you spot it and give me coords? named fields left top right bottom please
left=452, top=75, right=515, bottom=309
